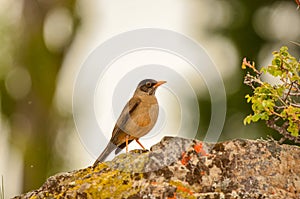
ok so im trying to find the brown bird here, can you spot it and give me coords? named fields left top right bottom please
left=93, top=79, right=166, bottom=166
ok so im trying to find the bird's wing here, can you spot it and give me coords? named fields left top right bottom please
left=111, top=96, right=141, bottom=139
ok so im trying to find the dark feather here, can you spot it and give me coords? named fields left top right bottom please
left=111, top=96, right=141, bottom=139
left=93, top=141, right=117, bottom=166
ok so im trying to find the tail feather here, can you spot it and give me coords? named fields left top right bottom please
left=93, top=142, right=117, bottom=167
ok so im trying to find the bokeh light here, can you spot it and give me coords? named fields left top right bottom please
left=253, top=2, right=300, bottom=42
left=43, top=7, right=74, bottom=52
left=5, top=67, right=31, bottom=100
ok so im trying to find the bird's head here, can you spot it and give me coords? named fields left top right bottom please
left=135, top=79, right=166, bottom=95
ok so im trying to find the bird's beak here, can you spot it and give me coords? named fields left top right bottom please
left=153, top=81, right=167, bottom=88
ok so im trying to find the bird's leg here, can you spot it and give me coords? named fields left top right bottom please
left=135, top=139, right=145, bottom=149
left=126, top=135, right=129, bottom=153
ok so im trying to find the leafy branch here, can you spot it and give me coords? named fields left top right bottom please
left=242, top=46, right=300, bottom=143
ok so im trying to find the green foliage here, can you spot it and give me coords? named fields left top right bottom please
left=242, top=46, right=300, bottom=143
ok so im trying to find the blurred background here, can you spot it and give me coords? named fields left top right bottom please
left=0, top=0, right=299, bottom=197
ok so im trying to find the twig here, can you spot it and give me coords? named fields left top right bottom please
left=283, top=81, right=294, bottom=102
left=266, top=119, right=300, bottom=144
left=289, top=41, right=300, bottom=46
left=242, top=58, right=261, bottom=75
left=288, top=92, right=300, bottom=96
left=290, top=102, right=300, bottom=108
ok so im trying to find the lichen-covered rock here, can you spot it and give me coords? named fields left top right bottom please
left=13, top=137, right=300, bottom=199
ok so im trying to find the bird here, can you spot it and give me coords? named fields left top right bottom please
left=93, top=79, right=166, bottom=166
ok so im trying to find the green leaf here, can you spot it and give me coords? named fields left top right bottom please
left=245, top=94, right=252, bottom=103
left=261, top=67, right=267, bottom=73
left=243, top=46, right=300, bottom=143
left=272, top=58, right=281, bottom=68
left=287, top=121, right=299, bottom=137
left=252, top=114, right=261, bottom=122
left=244, top=115, right=253, bottom=125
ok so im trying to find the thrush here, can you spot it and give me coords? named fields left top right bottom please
left=93, top=79, right=166, bottom=166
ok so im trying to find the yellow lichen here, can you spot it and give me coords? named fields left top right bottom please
left=84, top=170, right=140, bottom=198
left=169, top=180, right=197, bottom=199
left=45, top=162, right=142, bottom=198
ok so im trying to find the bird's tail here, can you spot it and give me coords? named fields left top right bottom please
left=93, top=142, right=117, bottom=167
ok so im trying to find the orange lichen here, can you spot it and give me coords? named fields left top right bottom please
left=150, top=181, right=158, bottom=186
left=176, top=185, right=194, bottom=195
left=194, top=142, right=207, bottom=156
left=180, top=152, right=191, bottom=165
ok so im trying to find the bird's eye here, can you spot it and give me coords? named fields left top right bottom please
left=146, top=81, right=152, bottom=87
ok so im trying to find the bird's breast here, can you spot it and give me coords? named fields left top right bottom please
left=127, top=96, right=159, bottom=137
left=135, top=102, right=158, bottom=127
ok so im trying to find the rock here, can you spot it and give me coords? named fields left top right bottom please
left=13, top=137, right=300, bottom=199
